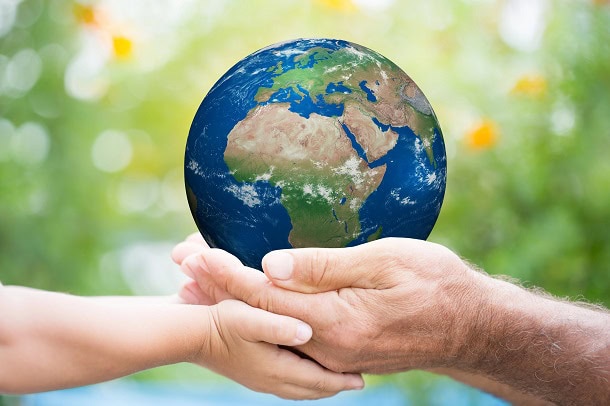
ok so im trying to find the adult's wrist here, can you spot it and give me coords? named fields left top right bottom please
left=435, top=265, right=493, bottom=368
left=455, top=274, right=610, bottom=403
left=455, top=275, right=540, bottom=370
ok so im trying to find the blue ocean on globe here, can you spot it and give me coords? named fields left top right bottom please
left=185, top=38, right=447, bottom=269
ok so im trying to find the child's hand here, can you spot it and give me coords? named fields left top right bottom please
left=194, top=299, right=364, bottom=399
left=172, top=234, right=364, bottom=399
left=171, top=232, right=217, bottom=305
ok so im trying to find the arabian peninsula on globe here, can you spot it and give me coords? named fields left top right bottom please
left=185, top=38, right=447, bottom=269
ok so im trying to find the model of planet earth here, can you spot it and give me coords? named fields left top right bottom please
left=185, top=38, right=447, bottom=269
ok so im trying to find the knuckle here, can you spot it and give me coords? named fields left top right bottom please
left=270, top=319, right=288, bottom=343
left=268, top=367, right=282, bottom=382
left=308, top=250, right=333, bottom=286
left=254, top=289, right=275, bottom=313
left=311, top=378, right=327, bottom=392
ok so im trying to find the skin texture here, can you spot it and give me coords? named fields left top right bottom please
left=0, top=281, right=363, bottom=398
left=173, top=234, right=610, bottom=406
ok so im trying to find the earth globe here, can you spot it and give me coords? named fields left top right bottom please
left=185, top=38, right=447, bottom=269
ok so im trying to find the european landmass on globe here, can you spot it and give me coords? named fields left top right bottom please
left=185, top=38, right=447, bottom=269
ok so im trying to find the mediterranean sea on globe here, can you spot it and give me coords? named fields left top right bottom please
left=185, top=38, right=447, bottom=269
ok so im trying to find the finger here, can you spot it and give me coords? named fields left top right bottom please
left=171, top=241, right=208, bottom=265
left=186, top=232, right=208, bottom=246
left=178, top=280, right=217, bottom=305
left=201, top=249, right=316, bottom=319
left=273, top=350, right=365, bottom=397
left=227, top=301, right=312, bottom=346
left=182, top=251, right=236, bottom=303
left=262, top=243, right=380, bottom=293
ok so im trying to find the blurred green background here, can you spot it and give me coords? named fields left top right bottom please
left=1, top=0, right=609, bottom=403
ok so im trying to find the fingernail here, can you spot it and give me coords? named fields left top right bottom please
left=265, top=252, right=293, bottom=280
left=349, top=375, right=365, bottom=390
left=295, top=322, right=312, bottom=342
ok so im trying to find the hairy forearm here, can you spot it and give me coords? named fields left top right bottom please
left=0, top=287, right=210, bottom=394
left=462, top=274, right=610, bottom=405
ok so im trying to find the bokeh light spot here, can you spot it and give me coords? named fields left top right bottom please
left=551, top=103, right=576, bottom=136
left=64, top=36, right=110, bottom=101
left=28, top=188, right=47, bottom=214
left=91, top=129, right=133, bottom=172
left=115, top=175, right=160, bottom=214
left=112, top=36, right=133, bottom=59
left=465, top=120, right=499, bottom=150
left=117, top=242, right=187, bottom=295
left=316, top=0, right=356, bottom=12
left=499, top=0, right=548, bottom=52
left=1, top=48, right=42, bottom=97
left=511, top=74, right=547, bottom=97
left=160, top=169, right=186, bottom=213
left=11, top=121, right=50, bottom=165
left=73, top=4, right=97, bottom=25
left=352, top=0, right=395, bottom=11
left=0, top=0, right=22, bottom=37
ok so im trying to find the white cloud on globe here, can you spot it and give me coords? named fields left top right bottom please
left=225, top=183, right=261, bottom=208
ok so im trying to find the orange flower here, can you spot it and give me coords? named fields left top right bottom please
left=112, top=36, right=133, bottom=59
left=466, top=120, right=499, bottom=150
left=73, top=4, right=97, bottom=25
left=511, top=74, right=547, bottom=97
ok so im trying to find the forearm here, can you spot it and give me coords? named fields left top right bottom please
left=0, top=286, right=210, bottom=394
left=90, top=294, right=184, bottom=304
left=462, top=275, right=610, bottom=405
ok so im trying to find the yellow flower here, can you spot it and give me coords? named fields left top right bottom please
left=315, top=0, right=356, bottom=12
left=511, top=74, right=547, bottom=97
left=466, top=120, right=499, bottom=150
left=73, top=4, right=97, bottom=25
left=112, top=36, right=133, bottom=59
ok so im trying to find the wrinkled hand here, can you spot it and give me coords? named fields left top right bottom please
left=173, top=235, right=487, bottom=374
left=196, top=299, right=364, bottom=399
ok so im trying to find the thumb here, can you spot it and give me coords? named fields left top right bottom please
left=262, top=245, right=375, bottom=293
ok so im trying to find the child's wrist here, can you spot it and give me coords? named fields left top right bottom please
left=181, top=305, right=213, bottom=365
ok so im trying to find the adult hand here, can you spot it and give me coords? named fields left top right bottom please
left=175, top=237, right=484, bottom=374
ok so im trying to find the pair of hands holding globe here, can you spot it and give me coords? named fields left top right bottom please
left=172, top=233, right=610, bottom=405
left=171, top=233, right=484, bottom=376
